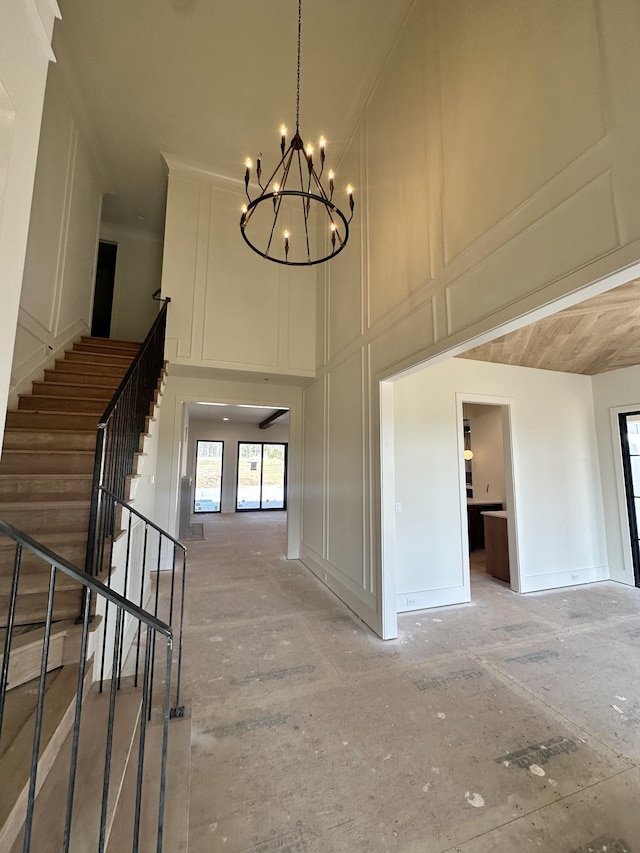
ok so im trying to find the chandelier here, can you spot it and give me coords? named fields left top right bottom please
left=239, top=0, right=354, bottom=266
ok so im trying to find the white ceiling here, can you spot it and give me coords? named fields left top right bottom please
left=54, top=0, right=413, bottom=236
left=187, top=402, right=289, bottom=427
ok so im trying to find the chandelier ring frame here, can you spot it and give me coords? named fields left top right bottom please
left=240, top=189, right=350, bottom=267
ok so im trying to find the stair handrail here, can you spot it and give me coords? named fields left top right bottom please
left=85, top=297, right=170, bottom=580
left=98, top=486, right=187, bottom=717
left=0, top=517, right=173, bottom=852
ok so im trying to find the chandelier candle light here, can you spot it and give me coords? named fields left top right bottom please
left=240, top=0, right=355, bottom=266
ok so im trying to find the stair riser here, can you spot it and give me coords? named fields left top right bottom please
left=0, top=590, right=83, bottom=628
left=18, top=396, right=106, bottom=414
left=63, top=351, right=133, bottom=368
left=80, top=335, right=140, bottom=349
left=44, top=370, right=122, bottom=389
left=0, top=505, right=90, bottom=534
left=1, top=430, right=97, bottom=452
left=73, top=342, right=140, bottom=358
left=31, top=382, right=115, bottom=400
left=0, top=543, right=87, bottom=577
left=5, top=411, right=99, bottom=431
left=54, top=360, right=128, bottom=378
left=0, top=453, right=94, bottom=475
left=0, top=478, right=92, bottom=502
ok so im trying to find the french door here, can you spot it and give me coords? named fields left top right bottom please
left=619, top=411, right=640, bottom=586
left=236, top=442, right=287, bottom=511
left=194, top=440, right=224, bottom=513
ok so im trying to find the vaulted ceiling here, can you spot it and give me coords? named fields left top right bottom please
left=54, top=0, right=413, bottom=236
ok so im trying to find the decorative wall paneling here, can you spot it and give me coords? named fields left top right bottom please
left=10, top=61, right=102, bottom=407
left=162, top=160, right=316, bottom=378
left=0, top=0, right=61, bottom=442
left=302, top=0, right=640, bottom=636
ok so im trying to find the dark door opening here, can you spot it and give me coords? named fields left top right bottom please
left=91, top=240, right=117, bottom=338
left=236, top=442, right=287, bottom=511
left=619, top=411, right=640, bottom=586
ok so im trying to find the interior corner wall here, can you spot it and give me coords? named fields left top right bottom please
left=187, top=417, right=289, bottom=515
left=302, top=0, right=640, bottom=637
left=160, top=164, right=316, bottom=379
left=592, top=363, right=640, bottom=586
left=155, top=372, right=303, bottom=559
left=10, top=57, right=104, bottom=407
left=0, top=3, right=60, bottom=446
left=393, top=358, right=607, bottom=609
left=100, top=225, right=164, bottom=343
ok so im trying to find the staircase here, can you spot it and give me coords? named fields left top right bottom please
left=0, top=309, right=191, bottom=850
left=0, top=336, right=140, bottom=629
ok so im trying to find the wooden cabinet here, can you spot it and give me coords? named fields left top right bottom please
left=467, top=502, right=503, bottom=550
left=483, top=512, right=510, bottom=583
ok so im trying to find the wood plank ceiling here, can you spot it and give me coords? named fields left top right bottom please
left=457, top=279, right=640, bottom=375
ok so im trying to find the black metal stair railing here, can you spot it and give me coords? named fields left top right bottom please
left=85, top=297, right=170, bottom=581
left=0, top=518, right=173, bottom=852
left=96, top=486, right=187, bottom=719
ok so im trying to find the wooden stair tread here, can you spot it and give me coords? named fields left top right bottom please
left=107, top=707, right=192, bottom=853
left=0, top=620, right=94, bottom=690
left=0, top=662, right=88, bottom=851
left=10, top=688, right=143, bottom=852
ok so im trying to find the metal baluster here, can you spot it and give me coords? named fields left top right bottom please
left=0, top=543, right=22, bottom=740
left=98, top=607, right=123, bottom=852
left=134, top=524, right=150, bottom=687
left=132, top=624, right=153, bottom=853
left=23, top=565, right=57, bottom=853
left=172, top=546, right=188, bottom=716
left=62, top=585, right=92, bottom=852
left=156, top=637, right=173, bottom=853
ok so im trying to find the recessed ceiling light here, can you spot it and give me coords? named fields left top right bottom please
left=223, top=417, right=229, bottom=421
left=197, top=402, right=227, bottom=406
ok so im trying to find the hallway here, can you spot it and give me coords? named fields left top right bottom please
left=183, top=513, right=640, bottom=852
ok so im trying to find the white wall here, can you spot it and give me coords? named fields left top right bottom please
left=187, top=417, right=289, bottom=514
left=10, top=57, right=104, bottom=406
left=100, top=224, right=163, bottom=342
left=465, top=404, right=506, bottom=504
left=155, top=371, right=303, bottom=559
left=160, top=159, right=316, bottom=378
left=302, top=0, right=640, bottom=636
left=392, top=358, right=607, bottom=611
left=0, top=1, right=60, bottom=444
left=592, top=364, right=640, bottom=586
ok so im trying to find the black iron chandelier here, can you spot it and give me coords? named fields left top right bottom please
left=239, top=0, right=354, bottom=266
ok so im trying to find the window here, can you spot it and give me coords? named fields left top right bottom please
left=194, top=440, right=224, bottom=513
left=236, top=442, right=287, bottom=511
left=619, top=412, right=640, bottom=586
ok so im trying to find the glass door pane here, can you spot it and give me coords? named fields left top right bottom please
left=236, top=442, right=288, bottom=511
left=237, top=443, right=262, bottom=510
left=194, top=440, right=223, bottom=513
left=262, top=444, right=286, bottom=509
left=619, top=412, right=640, bottom=586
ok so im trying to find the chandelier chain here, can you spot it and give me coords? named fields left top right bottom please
left=296, top=0, right=301, bottom=131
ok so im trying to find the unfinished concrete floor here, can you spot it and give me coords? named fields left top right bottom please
left=183, top=512, right=640, bottom=852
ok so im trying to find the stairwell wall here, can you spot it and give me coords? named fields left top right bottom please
left=9, top=57, right=105, bottom=410
left=0, top=0, right=60, bottom=447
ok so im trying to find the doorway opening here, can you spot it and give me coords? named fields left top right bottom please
left=619, top=411, right=640, bottom=586
left=91, top=240, right=117, bottom=337
left=236, top=442, right=288, bottom=511
left=460, top=399, right=519, bottom=596
left=194, top=440, right=224, bottom=513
